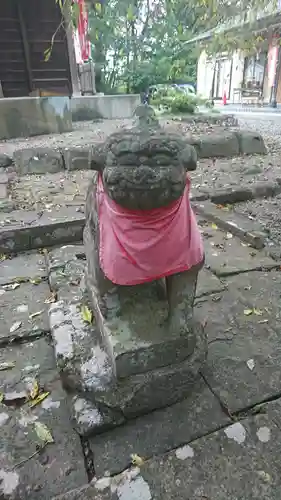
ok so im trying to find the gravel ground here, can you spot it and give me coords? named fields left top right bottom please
left=230, top=115, right=281, bottom=245
left=234, top=195, right=281, bottom=244
left=0, top=118, right=230, bottom=156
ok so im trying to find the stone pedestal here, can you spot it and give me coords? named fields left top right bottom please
left=49, top=294, right=207, bottom=437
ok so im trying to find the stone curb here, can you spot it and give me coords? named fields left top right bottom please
left=193, top=200, right=269, bottom=250
left=0, top=208, right=85, bottom=254
left=11, top=129, right=267, bottom=176
left=204, top=180, right=281, bottom=205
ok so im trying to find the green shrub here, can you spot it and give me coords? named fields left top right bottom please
left=151, top=86, right=200, bottom=114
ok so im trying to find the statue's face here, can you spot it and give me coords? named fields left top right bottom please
left=92, top=130, right=197, bottom=210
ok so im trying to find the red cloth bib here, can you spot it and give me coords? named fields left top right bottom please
left=97, top=174, right=203, bottom=285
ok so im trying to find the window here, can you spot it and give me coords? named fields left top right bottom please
left=243, top=53, right=266, bottom=88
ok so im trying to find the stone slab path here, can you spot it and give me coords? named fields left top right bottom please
left=1, top=218, right=281, bottom=499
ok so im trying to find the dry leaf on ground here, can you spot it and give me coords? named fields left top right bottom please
left=29, top=391, right=50, bottom=408
left=4, top=283, right=20, bottom=291
left=0, top=362, right=15, bottom=371
left=10, top=321, right=22, bottom=333
left=44, top=292, right=57, bottom=304
left=28, top=380, right=39, bottom=400
left=246, top=359, right=255, bottom=371
left=130, top=454, right=145, bottom=466
left=29, top=310, right=44, bottom=320
left=81, top=305, right=93, bottom=324
left=34, top=421, right=54, bottom=444
left=29, top=277, right=42, bottom=285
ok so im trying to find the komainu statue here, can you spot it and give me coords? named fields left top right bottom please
left=81, top=105, right=207, bottom=431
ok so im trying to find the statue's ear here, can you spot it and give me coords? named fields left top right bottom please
left=180, top=145, right=198, bottom=171
left=88, top=146, right=105, bottom=171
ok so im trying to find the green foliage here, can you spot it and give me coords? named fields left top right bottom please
left=53, top=0, right=274, bottom=93
left=151, top=86, right=208, bottom=114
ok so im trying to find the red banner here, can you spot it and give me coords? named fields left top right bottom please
left=75, top=0, right=90, bottom=62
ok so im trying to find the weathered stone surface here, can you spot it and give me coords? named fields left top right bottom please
left=188, top=132, right=240, bottom=158
left=235, top=130, right=267, bottom=155
left=52, top=485, right=111, bottom=500
left=0, top=153, right=13, bottom=168
left=13, top=148, right=64, bottom=175
left=0, top=281, right=50, bottom=344
left=49, top=300, right=207, bottom=434
left=46, top=244, right=85, bottom=302
left=63, top=147, right=91, bottom=171
left=196, top=268, right=225, bottom=297
left=89, top=380, right=230, bottom=476
left=0, top=200, right=16, bottom=213
left=46, top=245, right=85, bottom=272
left=0, top=252, right=47, bottom=285
left=0, top=338, right=87, bottom=499
left=196, top=271, right=281, bottom=413
left=200, top=221, right=278, bottom=277
left=0, top=207, right=85, bottom=254
left=0, top=174, right=8, bottom=200
left=91, top=280, right=201, bottom=379
left=70, top=395, right=125, bottom=436
left=204, top=186, right=254, bottom=204
left=194, top=200, right=269, bottom=249
left=137, top=412, right=281, bottom=500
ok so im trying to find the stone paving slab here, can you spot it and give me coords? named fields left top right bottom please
left=0, top=207, right=85, bottom=253
left=196, top=270, right=281, bottom=413
left=54, top=404, right=281, bottom=500
left=0, top=338, right=88, bottom=499
left=89, top=379, right=230, bottom=477
left=137, top=411, right=281, bottom=500
left=0, top=252, right=47, bottom=285
left=201, top=222, right=279, bottom=277
left=0, top=281, right=50, bottom=344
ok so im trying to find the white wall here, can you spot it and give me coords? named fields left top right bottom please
left=197, top=49, right=245, bottom=103
left=229, top=50, right=245, bottom=102
left=197, top=50, right=215, bottom=99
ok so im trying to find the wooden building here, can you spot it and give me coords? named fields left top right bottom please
left=0, top=0, right=78, bottom=97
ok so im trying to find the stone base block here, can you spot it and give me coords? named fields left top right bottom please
left=14, top=148, right=63, bottom=175
left=48, top=299, right=207, bottom=436
left=188, top=132, right=240, bottom=158
left=63, top=147, right=91, bottom=171
left=234, top=130, right=267, bottom=155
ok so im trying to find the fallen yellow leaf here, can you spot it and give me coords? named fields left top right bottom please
left=0, top=362, right=15, bottom=371
left=29, top=277, right=42, bottom=285
left=130, top=453, right=145, bottom=466
left=29, top=391, right=50, bottom=408
left=244, top=309, right=253, bottom=316
left=211, top=223, right=218, bottom=230
left=34, top=421, right=54, bottom=444
left=253, top=308, right=263, bottom=316
left=81, top=305, right=93, bottom=324
left=44, top=292, right=57, bottom=304
left=29, top=380, right=39, bottom=400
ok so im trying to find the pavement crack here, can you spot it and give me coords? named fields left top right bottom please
left=80, top=435, right=96, bottom=482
